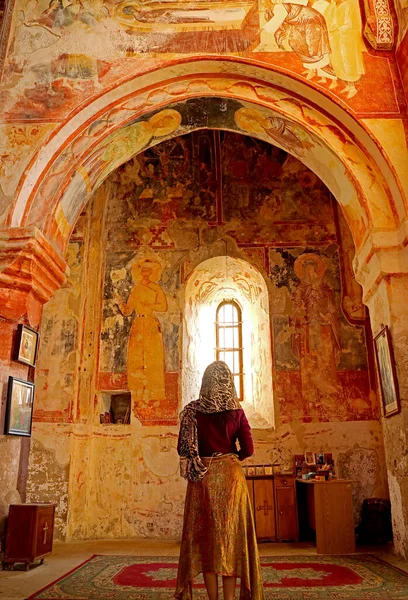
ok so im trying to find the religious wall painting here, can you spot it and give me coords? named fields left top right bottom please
left=335, top=203, right=366, bottom=322
left=105, top=130, right=218, bottom=250
left=258, top=0, right=366, bottom=99
left=270, top=247, right=374, bottom=422
left=100, top=249, right=179, bottom=424
left=115, top=256, right=167, bottom=405
left=112, top=0, right=261, bottom=53
left=0, top=124, right=54, bottom=220
left=34, top=239, right=84, bottom=422
left=0, top=0, right=400, bottom=123
left=51, top=109, right=182, bottom=243
left=221, top=125, right=336, bottom=245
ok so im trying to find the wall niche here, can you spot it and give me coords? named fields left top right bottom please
left=100, top=392, right=131, bottom=424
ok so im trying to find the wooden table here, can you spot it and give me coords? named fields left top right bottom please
left=297, top=479, right=355, bottom=554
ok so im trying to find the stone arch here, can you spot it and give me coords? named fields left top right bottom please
left=6, top=58, right=406, bottom=256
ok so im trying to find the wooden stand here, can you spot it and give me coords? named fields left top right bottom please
left=3, top=504, right=56, bottom=570
left=297, top=479, right=355, bottom=554
left=246, top=475, right=298, bottom=542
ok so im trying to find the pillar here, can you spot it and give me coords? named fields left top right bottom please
left=0, top=226, right=67, bottom=551
left=355, top=222, right=408, bottom=557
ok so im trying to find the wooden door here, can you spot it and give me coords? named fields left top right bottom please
left=275, top=486, right=298, bottom=541
left=253, top=479, right=276, bottom=540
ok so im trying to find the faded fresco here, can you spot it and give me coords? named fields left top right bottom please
left=98, top=129, right=375, bottom=425
left=25, top=130, right=386, bottom=540
left=0, top=0, right=401, bottom=125
left=34, top=221, right=85, bottom=422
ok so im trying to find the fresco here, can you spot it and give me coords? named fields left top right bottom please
left=0, top=123, right=54, bottom=221
left=270, top=246, right=374, bottom=422
left=24, top=129, right=388, bottom=541
left=97, top=130, right=375, bottom=427
left=115, top=256, right=168, bottom=405
left=0, top=0, right=402, bottom=123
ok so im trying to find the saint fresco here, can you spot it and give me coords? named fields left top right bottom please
left=99, top=130, right=375, bottom=425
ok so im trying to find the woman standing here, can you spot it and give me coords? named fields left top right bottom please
left=175, top=361, right=264, bottom=600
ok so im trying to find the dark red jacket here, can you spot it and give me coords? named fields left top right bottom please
left=178, top=408, right=254, bottom=461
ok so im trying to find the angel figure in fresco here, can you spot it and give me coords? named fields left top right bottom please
left=264, top=2, right=336, bottom=82
left=290, top=253, right=343, bottom=413
left=323, top=0, right=365, bottom=98
left=116, top=257, right=168, bottom=404
left=234, top=107, right=313, bottom=158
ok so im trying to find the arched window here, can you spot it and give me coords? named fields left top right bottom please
left=216, top=301, right=244, bottom=400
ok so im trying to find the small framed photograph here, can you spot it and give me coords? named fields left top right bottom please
left=5, top=377, right=35, bottom=437
left=255, top=465, right=265, bottom=476
left=247, top=466, right=255, bottom=477
left=304, top=451, right=316, bottom=466
left=16, top=325, right=39, bottom=367
left=315, top=453, right=324, bottom=466
left=264, top=465, right=273, bottom=475
left=374, top=326, right=401, bottom=418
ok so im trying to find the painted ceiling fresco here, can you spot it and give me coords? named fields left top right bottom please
left=0, top=0, right=403, bottom=126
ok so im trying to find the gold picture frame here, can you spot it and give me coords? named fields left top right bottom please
left=16, top=324, right=39, bottom=367
left=374, top=326, right=401, bottom=418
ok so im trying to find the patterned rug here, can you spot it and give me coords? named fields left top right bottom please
left=27, top=555, right=408, bottom=599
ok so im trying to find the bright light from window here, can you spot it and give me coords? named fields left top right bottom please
left=182, top=256, right=274, bottom=429
left=216, top=301, right=243, bottom=399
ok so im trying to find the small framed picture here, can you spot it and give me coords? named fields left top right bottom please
left=315, top=453, right=324, bottom=466
left=5, top=377, right=35, bottom=437
left=247, top=466, right=255, bottom=477
left=264, top=465, right=273, bottom=475
left=255, top=465, right=265, bottom=476
left=304, top=451, right=316, bottom=466
left=16, top=325, right=39, bottom=367
left=374, top=326, right=401, bottom=417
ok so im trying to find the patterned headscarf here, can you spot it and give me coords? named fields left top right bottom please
left=178, top=361, right=241, bottom=482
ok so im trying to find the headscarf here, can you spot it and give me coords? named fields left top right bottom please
left=178, top=361, right=241, bottom=482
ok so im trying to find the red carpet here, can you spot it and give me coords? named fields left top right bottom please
left=27, top=554, right=408, bottom=599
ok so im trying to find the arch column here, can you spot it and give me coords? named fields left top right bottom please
left=355, top=222, right=408, bottom=557
left=0, top=226, right=68, bottom=328
left=0, top=226, right=67, bottom=546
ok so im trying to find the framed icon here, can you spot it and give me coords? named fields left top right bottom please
left=5, top=377, right=35, bottom=437
left=304, top=451, right=316, bottom=466
left=374, top=326, right=401, bottom=418
left=16, top=324, right=39, bottom=367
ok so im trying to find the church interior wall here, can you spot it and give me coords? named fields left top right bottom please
left=25, top=130, right=389, bottom=541
left=0, top=0, right=407, bottom=552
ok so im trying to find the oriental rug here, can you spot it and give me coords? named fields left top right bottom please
left=27, top=554, right=408, bottom=599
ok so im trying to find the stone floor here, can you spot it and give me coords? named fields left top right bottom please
left=0, top=539, right=406, bottom=600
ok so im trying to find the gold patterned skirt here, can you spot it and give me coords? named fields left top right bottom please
left=175, top=454, right=264, bottom=600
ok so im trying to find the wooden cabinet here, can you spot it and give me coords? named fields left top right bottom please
left=246, top=476, right=298, bottom=542
left=274, top=476, right=299, bottom=542
left=297, top=480, right=355, bottom=554
left=4, top=504, right=56, bottom=570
